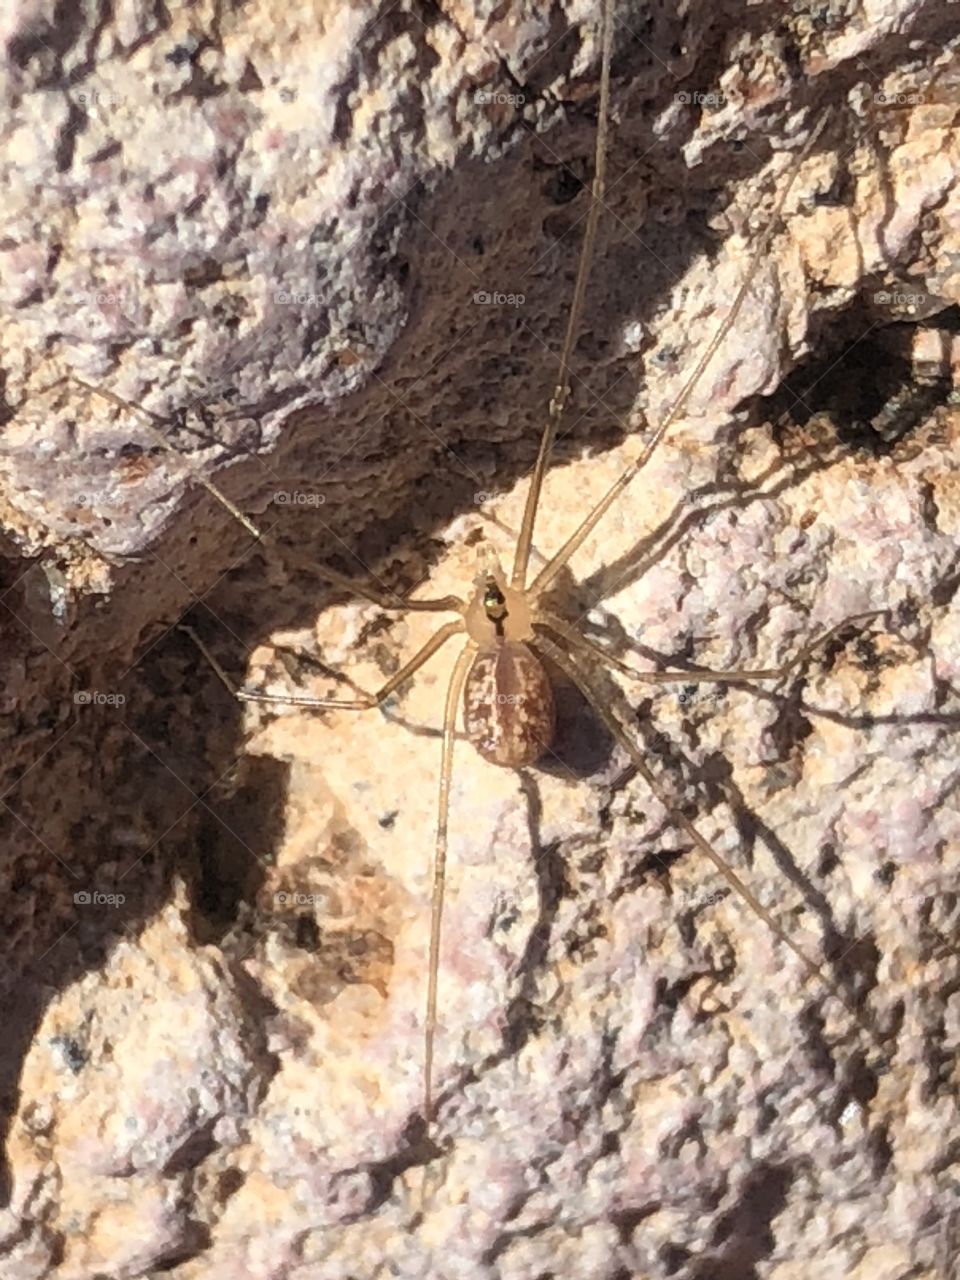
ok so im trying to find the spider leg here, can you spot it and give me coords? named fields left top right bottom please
left=69, top=375, right=464, bottom=614
left=181, top=619, right=464, bottom=710
left=295, top=558, right=464, bottom=615
left=533, top=625, right=884, bottom=1052
left=509, top=0, right=614, bottom=592
left=534, top=609, right=886, bottom=686
left=528, top=112, right=831, bottom=602
left=71, top=374, right=263, bottom=538
left=424, top=640, right=477, bottom=1127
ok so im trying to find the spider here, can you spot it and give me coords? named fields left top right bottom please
left=69, top=0, right=885, bottom=1140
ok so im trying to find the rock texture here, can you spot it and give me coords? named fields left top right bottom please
left=0, top=1, right=958, bottom=1278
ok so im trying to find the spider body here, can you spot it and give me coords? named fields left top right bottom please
left=461, top=552, right=554, bottom=767
left=462, top=639, right=554, bottom=767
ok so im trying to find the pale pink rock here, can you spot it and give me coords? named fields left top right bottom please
left=0, top=1, right=957, bottom=1278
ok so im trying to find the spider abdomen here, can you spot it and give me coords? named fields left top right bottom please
left=463, top=641, right=555, bottom=767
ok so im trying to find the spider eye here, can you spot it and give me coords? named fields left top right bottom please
left=483, top=582, right=505, bottom=609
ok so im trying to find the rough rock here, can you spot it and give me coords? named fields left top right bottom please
left=0, top=1, right=958, bottom=1278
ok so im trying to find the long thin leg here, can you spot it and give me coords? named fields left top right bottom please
left=70, top=375, right=463, bottom=614
left=510, top=0, right=614, bottom=591
left=534, top=610, right=885, bottom=686
left=293, top=557, right=463, bottom=616
left=529, top=112, right=831, bottom=601
left=182, top=620, right=464, bottom=710
left=424, top=640, right=477, bottom=1126
left=72, top=375, right=263, bottom=538
left=533, top=626, right=881, bottom=1046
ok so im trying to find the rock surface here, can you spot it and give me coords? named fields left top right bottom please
left=0, top=1, right=958, bottom=1278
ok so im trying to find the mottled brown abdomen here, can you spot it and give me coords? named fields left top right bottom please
left=463, top=641, right=555, bottom=766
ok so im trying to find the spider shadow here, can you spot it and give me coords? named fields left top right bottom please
left=517, top=492, right=914, bottom=1052
left=417, top=642, right=619, bottom=1124
left=424, top=401, right=953, bottom=1123
left=585, top=629, right=894, bottom=1072
left=6, top=13, right=956, bottom=1232
left=578, top=415, right=840, bottom=610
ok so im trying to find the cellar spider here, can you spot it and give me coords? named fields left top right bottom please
left=70, top=0, right=886, bottom=1140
